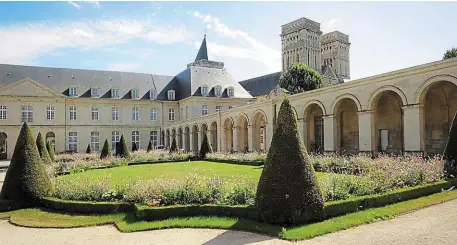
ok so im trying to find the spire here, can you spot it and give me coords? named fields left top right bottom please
left=194, top=34, right=208, bottom=62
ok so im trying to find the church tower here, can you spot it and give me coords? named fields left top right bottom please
left=321, top=31, right=351, bottom=80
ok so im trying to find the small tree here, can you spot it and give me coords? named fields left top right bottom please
left=170, top=137, right=178, bottom=153
left=0, top=122, right=52, bottom=205
left=100, top=139, right=112, bottom=159
left=116, top=135, right=130, bottom=158
left=86, top=144, right=91, bottom=154
left=36, top=132, right=51, bottom=164
left=443, top=111, right=457, bottom=177
left=256, top=97, right=324, bottom=226
left=279, top=62, right=325, bottom=95
left=147, top=140, right=153, bottom=152
left=46, top=141, right=55, bottom=162
left=131, top=142, right=138, bottom=152
left=443, top=48, right=457, bottom=60
left=199, top=133, right=212, bottom=158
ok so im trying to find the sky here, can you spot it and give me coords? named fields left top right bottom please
left=0, top=1, right=456, bottom=81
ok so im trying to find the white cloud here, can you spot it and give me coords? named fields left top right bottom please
left=192, top=11, right=281, bottom=73
left=87, top=1, right=100, bottom=8
left=0, top=19, right=192, bottom=64
left=67, top=1, right=81, bottom=10
left=322, top=18, right=342, bottom=33
left=106, top=63, right=139, bottom=72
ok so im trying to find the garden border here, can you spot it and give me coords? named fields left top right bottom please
left=40, top=197, right=134, bottom=214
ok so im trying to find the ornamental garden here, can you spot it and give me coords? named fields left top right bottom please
left=1, top=96, right=457, bottom=240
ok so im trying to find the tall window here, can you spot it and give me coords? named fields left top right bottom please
left=132, top=131, right=140, bottom=149
left=112, top=107, right=119, bottom=121
left=150, top=131, right=158, bottom=147
left=132, top=107, right=139, bottom=121
left=131, top=89, right=139, bottom=99
left=111, top=88, right=119, bottom=98
left=150, top=89, right=157, bottom=100
left=91, top=88, right=99, bottom=98
left=112, top=131, right=120, bottom=151
left=69, top=86, right=78, bottom=97
left=216, top=106, right=222, bottom=112
left=0, top=105, right=6, bottom=120
left=69, top=106, right=76, bottom=120
left=202, top=105, right=208, bottom=116
left=168, top=90, right=175, bottom=100
left=150, top=108, right=157, bottom=121
left=90, top=132, right=100, bottom=152
left=69, top=132, right=77, bottom=152
left=21, top=106, right=33, bottom=123
left=91, top=107, right=99, bottom=120
left=227, top=87, right=234, bottom=97
left=169, top=109, right=175, bottom=121
left=215, top=86, right=222, bottom=97
left=46, top=106, right=55, bottom=120
left=314, top=116, right=324, bottom=152
left=201, top=86, right=208, bottom=97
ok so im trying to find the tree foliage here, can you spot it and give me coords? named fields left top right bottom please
left=443, top=111, right=457, bottom=177
left=100, top=139, right=112, bottom=159
left=199, top=132, right=213, bottom=158
left=279, top=62, right=325, bottom=95
left=131, top=142, right=138, bottom=152
left=36, top=132, right=51, bottom=164
left=443, top=47, right=457, bottom=60
left=46, top=141, right=55, bottom=162
left=170, top=137, right=178, bottom=153
left=0, top=122, right=53, bottom=205
left=86, top=144, right=91, bottom=154
left=256, top=97, right=324, bottom=226
left=116, top=135, right=130, bottom=158
left=147, top=140, right=153, bottom=152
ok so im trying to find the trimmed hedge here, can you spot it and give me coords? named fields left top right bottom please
left=40, top=197, right=134, bottom=214
left=0, top=199, right=26, bottom=212
left=207, top=159, right=264, bottom=166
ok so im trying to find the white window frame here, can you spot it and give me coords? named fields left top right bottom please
left=112, top=131, right=120, bottom=151
left=169, top=109, right=175, bottom=121
left=132, top=131, right=140, bottom=148
left=168, top=90, right=175, bottom=100
left=227, top=87, right=234, bottom=98
left=0, top=105, right=6, bottom=120
left=69, top=132, right=77, bottom=152
left=131, top=88, right=139, bottom=99
left=69, top=86, right=78, bottom=97
left=91, top=87, right=99, bottom=98
left=46, top=105, right=55, bottom=120
left=69, top=106, right=77, bottom=120
left=112, top=107, right=119, bottom=121
left=150, top=131, right=158, bottom=147
left=132, top=106, right=139, bottom=121
left=111, top=88, right=119, bottom=99
left=216, top=105, right=222, bottom=112
left=91, top=107, right=99, bottom=121
left=215, top=86, right=222, bottom=97
left=201, top=85, right=208, bottom=97
left=202, top=105, right=208, bottom=116
left=151, top=108, right=157, bottom=121
left=21, top=105, right=33, bottom=123
left=90, top=132, right=100, bottom=152
left=150, top=89, right=157, bottom=100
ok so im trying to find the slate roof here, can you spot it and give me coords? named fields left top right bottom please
left=238, top=72, right=282, bottom=97
left=194, top=35, right=209, bottom=62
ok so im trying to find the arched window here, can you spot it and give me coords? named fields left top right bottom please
left=132, top=131, right=140, bottom=149
left=112, top=131, right=120, bottom=151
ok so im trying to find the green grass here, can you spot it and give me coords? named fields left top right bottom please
left=57, top=161, right=327, bottom=183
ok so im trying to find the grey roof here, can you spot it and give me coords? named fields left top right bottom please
left=195, top=35, right=208, bottom=62
left=239, top=72, right=282, bottom=97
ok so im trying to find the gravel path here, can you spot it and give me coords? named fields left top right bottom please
left=1, top=198, right=456, bottom=245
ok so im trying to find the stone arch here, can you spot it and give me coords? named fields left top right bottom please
left=45, top=131, right=56, bottom=147
left=0, top=132, right=7, bottom=160
left=416, top=75, right=457, bottom=104
left=302, top=100, right=327, bottom=118
left=223, top=117, right=234, bottom=152
left=236, top=113, right=250, bottom=126
left=184, top=126, right=191, bottom=152
left=192, top=124, right=199, bottom=152
left=210, top=121, right=218, bottom=151
left=333, top=98, right=360, bottom=154
left=237, top=114, right=249, bottom=152
left=303, top=101, right=326, bottom=153
left=331, top=93, right=362, bottom=114
left=252, top=110, right=268, bottom=152
left=251, top=109, right=268, bottom=125
left=369, top=85, right=407, bottom=110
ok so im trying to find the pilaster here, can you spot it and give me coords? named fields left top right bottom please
left=357, top=110, right=374, bottom=153
left=323, top=115, right=335, bottom=152
left=402, top=104, right=424, bottom=153
left=232, top=126, right=239, bottom=152
left=247, top=125, right=253, bottom=152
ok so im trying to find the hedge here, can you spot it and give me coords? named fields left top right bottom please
left=206, top=159, right=264, bottom=166
left=0, top=199, right=25, bottom=212
left=40, top=197, right=134, bottom=214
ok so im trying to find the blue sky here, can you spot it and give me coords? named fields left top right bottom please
left=0, top=1, right=456, bottom=81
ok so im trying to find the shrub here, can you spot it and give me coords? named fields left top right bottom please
left=46, top=141, right=55, bottom=162
left=100, top=139, right=112, bottom=159
left=36, top=132, right=51, bottom=164
left=0, top=122, right=53, bottom=205
left=256, top=97, right=324, bottom=226
left=199, top=132, right=212, bottom=158
left=147, top=140, right=153, bottom=152
left=170, top=137, right=178, bottom=153
left=132, top=142, right=138, bottom=152
left=86, top=144, right=91, bottom=154
left=116, top=135, right=130, bottom=158
left=443, top=111, right=457, bottom=178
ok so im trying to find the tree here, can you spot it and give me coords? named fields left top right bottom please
left=115, top=135, right=130, bottom=158
left=443, top=48, right=457, bottom=60
left=199, top=132, right=212, bottom=158
left=86, top=144, right=91, bottom=154
left=256, top=97, right=324, bottom=226
left=279, top=62, right=325, bottom=95
left=147, top=140, right=153, bottom=152
left=443, top=111, right=457, bottom=177
left=131, top=142, right=138, bottom=152
left=0, top=122, right=53, bottom=205
left=46, top=141, right=55, bottom=162
left=169, top=137, right=178, bottom=153
left=100, top=139, right=112, bottom=159
left=36, top=132, right=51, bottom=164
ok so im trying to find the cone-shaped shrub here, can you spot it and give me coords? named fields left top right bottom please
left=443, top=111, right=457, bottom=177
left=0, top=122, right=52, bottom=205
left=132, top=142, right=138, bottom=152
left=46, top=141, right=55, bottom=162
left=199, top=133, right=212, bottom=158
left=86, top=144, right=91, bottom=154
left=116, top=135, right=130, bottom=158
left=36, top=132, right=51, bottom=164
left=100, top=139, right=112, bottom=159
left=255, top=97, right=324, bottom=226
left=170, top=137, right=178, bottom=153
left=147, top=140, right=153, bottom=152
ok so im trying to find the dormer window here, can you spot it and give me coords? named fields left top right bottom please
left=111, top=88, right=119, bottom=98
left=201, top=85, right=208, bottom=97
left=91, top=87, right=99, bottom=98
left=227, top=87, right=234, bottom=98
left=69, top=86, right=78, bottom=97
left=150, top=89, right=157, bottom=100
left=215, top=85, right=222, bottom=97
left=168, top=90, right=175, bottom=100
left=131, top=88, right=139, bottom=99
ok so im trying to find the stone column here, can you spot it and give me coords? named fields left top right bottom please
left=323, top=115, right=336, bottom=152
left=232, top=126, right=239, bottom=152
left=358, top=111, right=373, bottom=153
left=297, top=119, right=306, bottom=145
left=247, top=125, right=253, bottom=152
left=206, top=130, right=212, bottom=149
left=221, top=128, right=226, bottom=152
left=189, top=131, right=194, bottom=153
left=402, top=104, right=424, bottom=154
left=183, top=133, right=187, bottom=152
left=197, top=131, right=201, bottom=152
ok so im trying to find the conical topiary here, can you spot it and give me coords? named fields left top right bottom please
left=116, top=135, right=130, bottom=158
left=443, top=111, right=457, bottom=177
left=132, top=142, right=138, bottom=152
left=256, top=97, right=324, bottom=226
left=0, top=122, right=53, bottom=205
left=199, top=133, right=212, bottom=158
left=100, top=139, right=112, bottom=159
left=170, top=137, right=178, bottom=153
left=147, top=140, right=153, bottom=152
left=36, top=132, right=51, bottom=164
left=46, top=141, right=55, bottom=162
left=86, top=144, right=91, bottom=154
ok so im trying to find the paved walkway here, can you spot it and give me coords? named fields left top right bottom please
left=1, top=198, right=456, bottom=245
